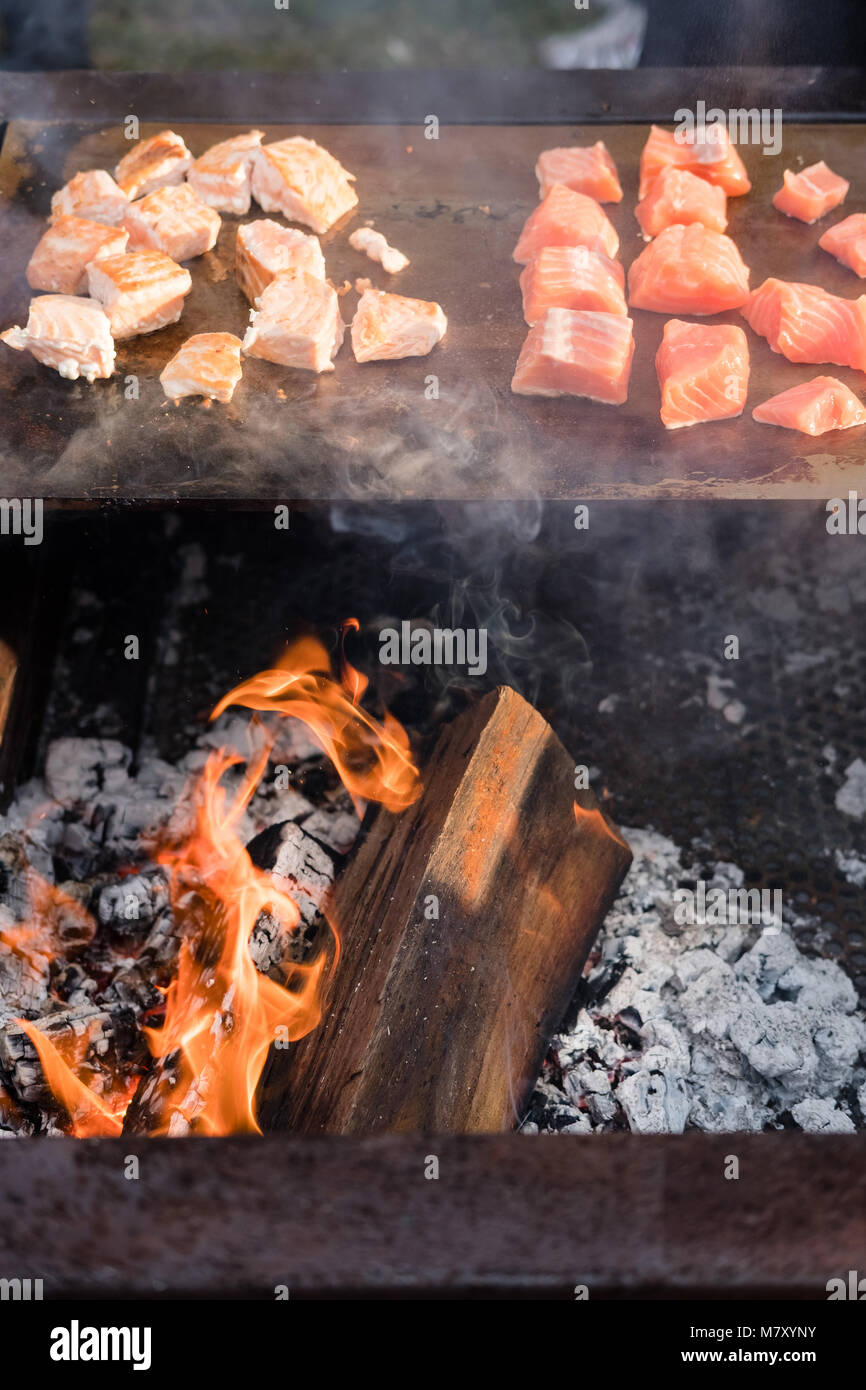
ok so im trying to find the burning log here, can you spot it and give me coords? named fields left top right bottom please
left=262, top=686, right=632, bottom=1134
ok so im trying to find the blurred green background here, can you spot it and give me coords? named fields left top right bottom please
left=89, top=0, right=594, bottom=71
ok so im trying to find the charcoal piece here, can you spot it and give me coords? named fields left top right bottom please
left=0, top=934, right=51, bottom=1019
left=96, top=868, right=169, bottom=936
left=100, top=907, right=183, bottom=1014
left=247, top=820, right=336, bottom=929
left=0, top=833, right=34, bottom=918
left=0, top=1003, right=142, bottom=1109
left=49, top=959, right=98, bottom=1007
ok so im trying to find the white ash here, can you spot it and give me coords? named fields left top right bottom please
left=835, top=849, right=866, bottom=889
left=835, top=758, right=866, bottom=819
left=527, top=827, right=866, bottom=1137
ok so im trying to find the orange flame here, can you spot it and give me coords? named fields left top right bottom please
left=17, top=625, right=420, bottom=1137
left=573, top=799, right=631, bottom=854
left=14, top=1017, right=134, bottom=1138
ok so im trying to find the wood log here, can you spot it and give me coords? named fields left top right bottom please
left=260, top=685, right=632, bottom=1134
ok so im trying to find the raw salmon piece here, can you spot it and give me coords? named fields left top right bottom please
left=235, top=220, right=325, bottom=305
left=348, top=227, right=410, bottom=274
left=638, top=124, right=751, bottom=200
left=772, top=161, right=849, bottom=224
left=160, top=332, right=243, bottom=403
left=251, top=137, right=358, bottom=234
left=513, top=184, right=619, bottom=265
left=752, top=376, right=866, bottom=435
left=115, top=130, right=193, bottom=200
left=655, top=319, right=749, bottom=429
left=520, top=246, right=627, bottom=324
left=511, top=308, right=634, bottom=404
left=26, top=216, right=128, bottom=295
left=187, top=130, right=264, bottom=214
left=123, top=184, right=221, bottom=261
left=87, top=250, right=192, bottom=339
left=635, top=167, right=727, bottom=238
left=741, top=278, right=866, bottom=371
left=628, top=223, right=750, bottom=315
left=350, top=288, right=447, bottom=363
left=535, top=141, right=623, bottom=203
left=1, top=294, right=115, bottom=381
left=50, top=170, right=129, bottom=226
left=242, top=269, right=344, bottom=372
left=819, top=214, right=866, bottom=278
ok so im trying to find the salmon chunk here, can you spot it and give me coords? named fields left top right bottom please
left=87, top=250, right=192, bottom=339
left=123, top=184, right=221, bottom=261
left=349, top=227, right=410, bottom=274
left=635, top=167, right=727, bottom=238
left=535, top=142, right=623, bottom=203
left=26, top=216, right=128, bottom=295
left=235, top=220, right=325, bottom=305
left=115, top=130, right=193, bottom=200
left=242, top=269, right=344, bottom=372
left=251, top=137, right=358, bottom=234
left=513, top=184, right=619, bottom=265
left=187, top=130, right=264, bottom=214
left=772, top=161, right=849, bottom=224
left=350, top=288, right=447, bottom=363
left=819, top=215, right=866, bottom=278
left=50, top=170, right=129, bottom=226
left=752, top=376, right=866, bottom=435
left=655, top=319, right=749, bottom=429
left=520, top=246, right=627, bottom=324
left=160, top=332, right=243, bottom=403
left=511, top=308, right=634, bottom=404
left=628, top=223, right=750, bottom=315
left=1, top=294, right=115, bottom=381
left=638, top=124, right=751, bottom=200
left=742, top=278, right=866, bottom=372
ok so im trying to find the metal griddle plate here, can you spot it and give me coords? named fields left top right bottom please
left=1, top=119, right=866, bottom=502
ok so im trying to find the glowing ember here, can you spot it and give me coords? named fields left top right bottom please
left=13, top=628, right=421, bottom=1138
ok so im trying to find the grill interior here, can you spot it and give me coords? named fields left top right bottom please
left=14, top=498, right=866, bottom=1006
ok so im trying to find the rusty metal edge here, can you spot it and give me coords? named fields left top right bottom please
left=0, top=1132, right=862, bottom=1298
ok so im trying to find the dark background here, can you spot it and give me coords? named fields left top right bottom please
left=1, top=0, right=865, bottom=72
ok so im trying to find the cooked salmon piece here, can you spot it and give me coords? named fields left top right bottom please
left=242, top=269, right=344, bottom=372
left=655, top=319, right=749, bottom=429
left=535, top=141, right=623, bottom=203
left=635, top=167, right=727, bottom=238
left=50, top=170, right=129, bottom=226
left=819, top=214, right=866, bottom=278
left=350, top=287, right=447, bottom=363
left=123, top=184, right=221, bottom=262
left=348, top=227, right=410, bottom=274
left=114, top=130, right=193, bottom=200
left=235, top=220, right=325, bottom=305
left=638, top=124, right=751, bottom=200
left=87, top=250, right=192, bottom=339
left=628, top=223, right=750, bottom=315
left=251, top=137, right=358, bottom=234
left=187, top=130, right=264, bottom=214
left=520, top=246, right=627, bottom=324
left=741, top=278, right=866, bottom=372
left=26, top=216, right=128, bottom=295
left=160, top=332, right=243, bottom=403
left=513, top=184, right=619, bottom=265
left=1, top=294, right=115, bottom=381
left=772, top=161, right=849, bottom=224
left=752, top=376, right=866, bottom=435
left=511, top=308, right=634, bottom=404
